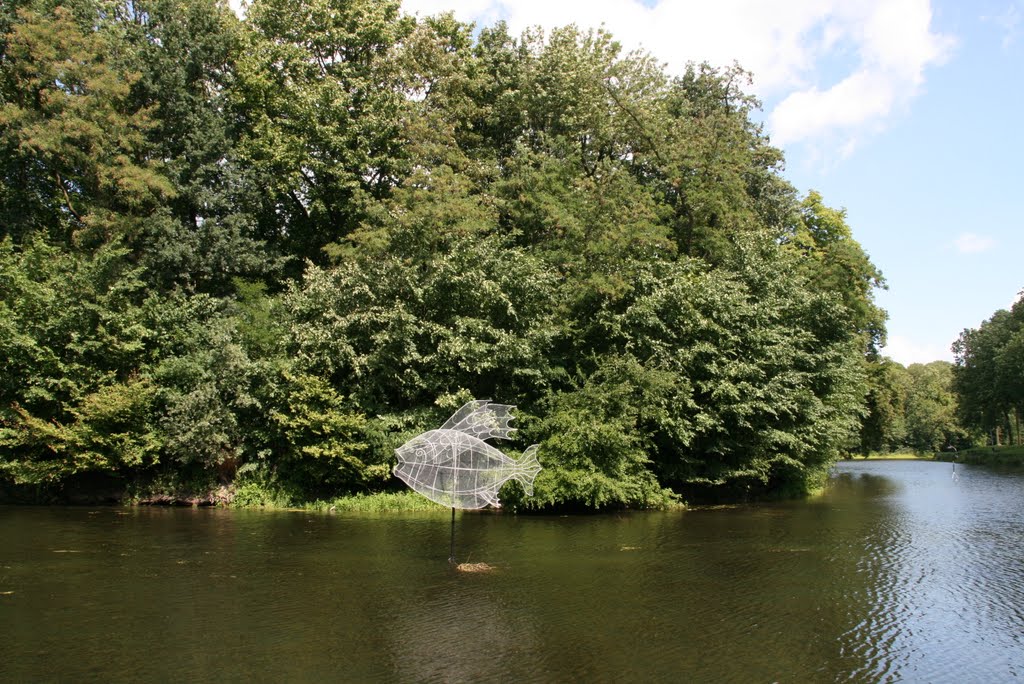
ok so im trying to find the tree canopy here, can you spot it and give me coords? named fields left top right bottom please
left=953, top=296, right=1024, bottom=446
left=1, top=0, right=889, bottom=507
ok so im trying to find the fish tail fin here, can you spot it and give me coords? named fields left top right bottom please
left=513, top=445, right=542, bottom=496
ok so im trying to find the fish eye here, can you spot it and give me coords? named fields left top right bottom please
left=415, top=448, right=426, bottom=459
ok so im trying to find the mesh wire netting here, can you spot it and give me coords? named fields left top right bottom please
left=394, top=401, right=541, bottom=509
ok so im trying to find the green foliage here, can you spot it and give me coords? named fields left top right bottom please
left=857, top=358, right=969, bottom=455
left=953, top=296, right=1024, bottom=445
left=304, top=491, right=444, bottom=513
left=858, top=358, right=908, bottom=454
left=0, top=236, right=150, bottom=408
left=785, top=192, right=886, bottom=355
left=609, top=237, right=864, bottom=498
left=0, top=5, right=174, bottom=246
left=266, top=371, right=377, bottom=494
left=0, top=236, right=158, bottom=482
left=521, top=355, right=678, bottom=509
left=151, top=310, right=262, bottom=468
left=285, top=234, right=559, bottom=413
left=903, top=362, right=966, bottom=452
left=1, top=376, right=160, bottom=483
left=232, top=0, right=413, bottom=264
left=230, top=476, right=294, bottom=508
left=0, top=2, right=893, bottom=508
left=942, top=445, right=1024, bottom=466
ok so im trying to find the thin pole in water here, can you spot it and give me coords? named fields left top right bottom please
left=448, top=507, right=456, bottom=564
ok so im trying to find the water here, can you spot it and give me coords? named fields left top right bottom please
left=2, top=460, right=1023, bottom=682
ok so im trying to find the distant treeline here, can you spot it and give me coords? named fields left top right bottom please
left=856, top=295, right=1024, bottom=457
left=1, top=0, right=889, bottom=507
left=856, top=359, right=966, bottom=455
left=952, top=297, right=1024, bottom=447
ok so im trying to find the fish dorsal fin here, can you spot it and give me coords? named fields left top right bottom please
left=441, top=400, right=516, bottom=441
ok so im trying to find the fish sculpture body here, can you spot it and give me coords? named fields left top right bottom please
left=394, top=401, right=541, bottom=509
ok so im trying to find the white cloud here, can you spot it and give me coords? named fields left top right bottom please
left=769, top=69, right=896, bottom=150
left=772, top=0, right=955, bottom=150
left=401, top=0, right=954, bottom=159
left=401, top=0, right=498, bottom=23
left=953, top=232, right=997, bottom=254
left=983, top=1, right=1023, bottom=51
left=883, top=334, right=954, bottom=365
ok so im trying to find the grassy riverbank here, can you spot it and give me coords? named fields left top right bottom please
left=229, top=480, right=445, bottom=512
left=846, top=451, right=933, bottom=461
left=935, top=445, right=1024, bottom=466
left=304, top=492, right=446, bottom=513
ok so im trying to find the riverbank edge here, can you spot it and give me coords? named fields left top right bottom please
left=0, top=476, right=688, bottom=512
left=934, top=445, right=1024, bottom=466
left=24, top=451, right=1019, bottom=511
left=846, top=452, right=933, bottom=460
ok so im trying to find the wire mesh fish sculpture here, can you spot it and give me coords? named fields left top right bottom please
left=394, top=400, right=542, bottom=509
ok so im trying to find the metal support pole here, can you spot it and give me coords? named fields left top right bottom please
left=448, top=507, right=456, bottom=564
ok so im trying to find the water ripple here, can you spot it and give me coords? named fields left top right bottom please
left=3, top=462, right=1024, bottom=682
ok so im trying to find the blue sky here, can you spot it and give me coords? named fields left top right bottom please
left=399, top=0, right=1024, bottom=365
left=775, top=1, right=1024, bottom=366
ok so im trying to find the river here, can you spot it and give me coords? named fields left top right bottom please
left=2, top=460, right=1023, bottom=682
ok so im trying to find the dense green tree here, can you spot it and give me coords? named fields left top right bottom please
left=232, top=0, right=413, bottom=267
left=954, top=297, right=1024, bottom=445
left=284, top=234, right=560, bottom=415
left=0, top=237, right=158, bottom=483
left=855, top=358, right=970, bottom=455
left=0, top=5, right=174, bottom=247
left=786, top=192, right=886, bottom=356
left=114, top=0, right=275, bottom=293
left=654, top=64, right=780, bottom=263
left=539, top=233, right=866, bottom=501
left=857, top=358, right=907, bottom=454
left=997, top=326, right=1024, bottom=442
left=524, top=354, right=678, bottom=509
left=0, top=4, right=893, bottom=507
left=903, top=361, right=965, bottom=452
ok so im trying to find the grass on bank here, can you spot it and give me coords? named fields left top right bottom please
left=231, top=447, right=1024, bottom=513
left=845, top=450, right=933, bottom=461
left=935, top=445, right=1024, bottom=466
left=304, top=491, right=445, bottom=513
left=228, top=478, right=447, bottom=512
left=849, top=445, right=1024, bottom=466
left=133, top=445, right=1024, bottom=513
